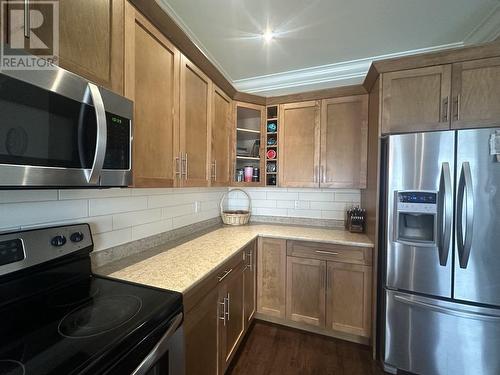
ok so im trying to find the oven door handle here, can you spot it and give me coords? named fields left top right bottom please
left=131, top=312, right=183, bottom=375
left=85, top=83, right=107, bottom=184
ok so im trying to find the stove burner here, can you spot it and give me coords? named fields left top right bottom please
left=48, top=283, right=99, bottom=308
left=58, top=295, right=142, bottom=339
left=0, top=360, right=25, bottom=375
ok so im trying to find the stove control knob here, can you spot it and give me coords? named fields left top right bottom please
left=51, top=235, right=67, bottom=247
left=70, top=232, right=84, bottom=243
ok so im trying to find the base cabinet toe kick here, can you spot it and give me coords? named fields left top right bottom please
left=183, top=236, right=374, bottom=375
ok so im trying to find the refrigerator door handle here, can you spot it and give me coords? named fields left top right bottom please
left=457, top=162, right=474, bottom=269
left=394, top=294, right=500, bottom=322
left=438, top=162, right=452, bottom=266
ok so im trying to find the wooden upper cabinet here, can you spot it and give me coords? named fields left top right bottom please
left=124, top=3, right=180, bottom=187
left=180, top=56, right=212, bottom=187
left=451, top=57, right=500, bottom=129
left=279, top=101, right=321, bottom=188
left=257, top=237, right=287, bottom=319
left=321, top=95, right=368, bottom=189
left=326, top=262, right=372, bottom=338
left=286, top=256, right=326, bottom=328
left=211, top=86, right=232, bottom=186
left=381, top=65, right=452, bottom=134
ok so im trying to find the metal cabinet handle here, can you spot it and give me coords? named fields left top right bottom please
left=211, top=160, right=217, bottom=181
left=315, top=250, right=339, bottom=255
left=217, top=268, right=233, bottom=282
left=442, top=97, right=449, bottom=122
left=453, top=95, right=461, bottom=121
left=438, top=162, right=452, bottom=266
left=24, top=0, right=30, bottom=38
left=131, top=312, right=183, bottom=375
left=219, top=299, right=226, bottom=326
left=85, top=83, right=107, bottom=184
left=226, top=293, right=230, bottom=321
left=175, top=154, right=181, bottom=179
left=184, top=153, right=188, bottom=180
left=457, top=161, right=474, bottom=269
left=246, top=251, right=253, bottom=271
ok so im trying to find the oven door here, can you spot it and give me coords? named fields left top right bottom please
left=0, top=68, right=132, bottom=187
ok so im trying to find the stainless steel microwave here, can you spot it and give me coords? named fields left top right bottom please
left=0, top=65, right=133, bottom=188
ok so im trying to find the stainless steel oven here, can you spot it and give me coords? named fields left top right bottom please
left=0, top=65, right=133, bottom=188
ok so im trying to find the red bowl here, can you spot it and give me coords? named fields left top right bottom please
left=266, top=149, right=277, bottom=159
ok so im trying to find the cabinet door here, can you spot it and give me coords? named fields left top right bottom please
left=279, top=101, right=320, bottom=187
left=211, top=86, right=232, bottom=186
left=286, top=256, right=326, bottom=327
left=180, top=55, right=212, bottom=187
left=326, top=262, right=372, bottom=337
left=219, top=265, right=245, bottom=374
left=29, top=0, right=124, bottom=93
left=320, top=95, right=368, bottom=188
left=243, top=241, right=257, bottom=329
left=257, top=238, right=287, bottom=318
left=124, top=5, right=180, bottom=187
left=185, top=288, right=219, bottom=375
left=381, top=65, right=452, bottom=134
left=451, top=57, right=500, bottom=129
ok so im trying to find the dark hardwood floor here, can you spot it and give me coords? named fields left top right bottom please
left=227, top=321, right=386, bottom=375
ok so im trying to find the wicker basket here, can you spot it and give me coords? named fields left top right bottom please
left=220, top=189, right=252, bottom=226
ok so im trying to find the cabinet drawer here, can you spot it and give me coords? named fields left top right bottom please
left=287, top=241, right=372, bottom=266
left=184, top=249, right=245, bottom=313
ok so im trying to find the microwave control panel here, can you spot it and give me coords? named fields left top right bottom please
left=397, top=191, right=437, bottom=213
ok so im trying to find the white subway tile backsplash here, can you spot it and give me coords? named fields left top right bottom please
left=162, top=203, right=195, bottom=219
left=252, top=207, right=288, bottom=216
left=294, top=201, right=310, bottom=210
left=266, top=191, right=299, bottom=201
left=59, top=188, right=130, bottom=200
left=310, top=201, right=346, bottom=211
left=334, top=191, right=361, bottom=203
left=298, top=192, right=335, bottom=201
left=0, top=190, right=58, bottom=203
left=89, top=196, right=148, bottom=216
left=276, top=200, right=295, bottom=209
left=113, top=208, right=162, bottom=230
left=287, top=209, right=322, bottom=218
left=321, top=210, right=345, bottom=220
left=251, top=199, right=277, bottom=208
left=93, top=228, right=132, bottom=251
left=131, top=219, right=173, bottom=241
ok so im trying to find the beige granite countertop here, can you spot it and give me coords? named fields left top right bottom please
left=98, top=224, right=373, bottom=294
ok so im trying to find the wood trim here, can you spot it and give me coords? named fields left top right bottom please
left=128, top=0, right=236, bottom=98
left=233, top=91, right=267, bottom=106
left=266, top=85, right=367, bottom=105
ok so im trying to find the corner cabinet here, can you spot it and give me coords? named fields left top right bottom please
left=279, top=101, right=321, bottom=188
left=124, top=3, right=180, bottom=187
left=381, top=65, right=452, bottom=134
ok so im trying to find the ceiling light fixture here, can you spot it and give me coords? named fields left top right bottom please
left=262, top=30, right=275, bottom=43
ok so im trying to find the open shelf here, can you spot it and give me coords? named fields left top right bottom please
left=237, top=156, right=260, bottom=161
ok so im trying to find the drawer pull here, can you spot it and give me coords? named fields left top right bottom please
left=315, top=250, right=339, bottom=255
left=217, top=268, right=233, bottom=282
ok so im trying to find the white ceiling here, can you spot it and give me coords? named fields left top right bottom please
left=157, top=0, right=500, bottom=96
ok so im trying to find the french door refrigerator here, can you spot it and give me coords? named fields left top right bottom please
left=382, top=128, right=500, bottom=375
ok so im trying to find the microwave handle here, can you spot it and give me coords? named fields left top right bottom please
left=86, top=83, right=107, bottom=184
left=131, top=312, right=183, bottom=375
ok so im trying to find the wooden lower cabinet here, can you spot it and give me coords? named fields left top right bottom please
left=257, top=238, right=287, bottom=318
left=243, top=241, right=257, bottom=329
left=286, top=257, right=326, bottom=327
left=326, top=262, right=372, bottom=338
left=218, top=264, right=245, bottom=374
left=184, top=287, right=219, bottom=375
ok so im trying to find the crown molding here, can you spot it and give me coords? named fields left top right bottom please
left=464, top=3, right=500, bottom=45
left=233, top=43, right=463, bottom=96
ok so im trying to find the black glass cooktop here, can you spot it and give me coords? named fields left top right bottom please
left=0, top=261, right=182, bottom=375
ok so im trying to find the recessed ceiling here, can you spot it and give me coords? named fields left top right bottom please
left=157, top=0, right=500, bottom=95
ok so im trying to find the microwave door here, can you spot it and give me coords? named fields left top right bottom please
left=454, top=128, right=500, bottom=306
left=385, top=131, right=454, bottom=298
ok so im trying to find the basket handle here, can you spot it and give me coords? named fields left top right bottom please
left=220, top=189, right=252, bottom=215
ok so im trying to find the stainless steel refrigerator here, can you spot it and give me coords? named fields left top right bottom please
left=381, top=128, right=500, bottom=375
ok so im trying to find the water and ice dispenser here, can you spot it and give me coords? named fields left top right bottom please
left=395, top=191, right=438, bottom=246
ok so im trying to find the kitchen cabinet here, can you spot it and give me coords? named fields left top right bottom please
left=257, top=237, right=287, bottom=319
left=211, top=85, right=232, bottom=186
left=218, top=263, right=245, bottom=374
left=180, top=55, right=212, bottom=187
left=124, top=4, right=180, bottom=187
left=286, top=256, right=326, bottom=327
left=451, top=57, right=500, bottom=129
left=243, top=240, right=257, bottom=329
left=184, top=288, right=219, bottom=375
left=321, top=95, right=368, bottom=189
left=279, top=101, right=320, bottom=188
left=16, top=0, right=124, bottom=93
left=233, top=102, right=266, bottom=186
left=326, top=262, right=372, bottom=338
left=381, top=65, right=452, bottom=134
